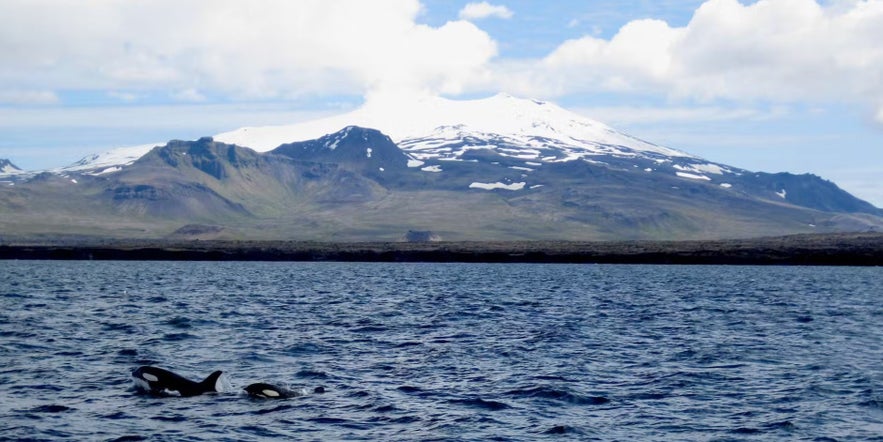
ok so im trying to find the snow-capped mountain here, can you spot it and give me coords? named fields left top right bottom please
left=2, top=93, right=881, bottom=241
left=0, top=159, right=23, bottom=175
left=59, top=143, right=161, bottom=175
left=215, top=93, right=692, bottom=159
left=47, top=93, right=738, bottom=185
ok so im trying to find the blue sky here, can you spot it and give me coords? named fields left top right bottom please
left=1, top=0, right=881, bottom=206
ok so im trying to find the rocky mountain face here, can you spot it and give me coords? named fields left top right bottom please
left=1, top=95, right=881, bottom=241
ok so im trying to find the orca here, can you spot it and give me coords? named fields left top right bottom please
left=132, top=366, right=223, bottom=397
left=243, top=382, right=300, bottom=399
left=243, top=383, right=325, bottom=399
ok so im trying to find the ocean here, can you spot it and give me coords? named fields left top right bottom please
left=1, top=261, right=882, bottom=441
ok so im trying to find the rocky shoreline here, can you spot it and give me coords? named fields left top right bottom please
left=2, top=233, right=882, bottom=265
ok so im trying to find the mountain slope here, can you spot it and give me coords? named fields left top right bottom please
left=4, top=126, right=880, bottom=241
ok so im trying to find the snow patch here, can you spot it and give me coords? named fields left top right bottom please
left=776, top=189, right=787, bottom=199
left=674, top=163, right=727, bottom=175
left=407, top=159, right=425, bottom=168
left=366, top=147, right=373, bottom=158
left=509, top=166, right=533, bottom=172
left=60, top=143, right=158, bottom=174
left=690, top=163, right=727, bottom=175
left=469, top=181, right=526, bottom=191
left=94, top=166, right=122, bottom=175
left=421, top=165, right=442, bottom=173
left=720, top=183, right=732, bottom=188
left=676, top=171, right=711, bottom=181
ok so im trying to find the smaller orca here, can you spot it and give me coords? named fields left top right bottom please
left=243, top=383, right=325, bottom=399
left=243, top=383, right=300, bottom=399
left=132, top=366, right=223, bottom=397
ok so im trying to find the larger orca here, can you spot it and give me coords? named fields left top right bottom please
left=132, top=366, right=223, bottom=397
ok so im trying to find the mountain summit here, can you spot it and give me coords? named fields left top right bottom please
left=215, top=93, right=690, bottom=159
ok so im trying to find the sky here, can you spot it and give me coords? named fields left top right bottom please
left=1, top=0, right=882, bottom=206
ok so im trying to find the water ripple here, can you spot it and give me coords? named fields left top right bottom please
left=1, top=262, right=882, bottom=440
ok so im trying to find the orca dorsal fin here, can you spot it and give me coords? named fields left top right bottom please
left=199, top=370, right=224, bottom=392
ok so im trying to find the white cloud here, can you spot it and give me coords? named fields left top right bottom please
left=171, top=88, right=207, bottom=103
left=458, top=2, right=514, bottom=20
left=0, top=0, right=497, bottom=101
left=0, top=89, right=59, bottom=105
left=572, top=105, right=781, bottom=126
left=500, top=0, right=883, bottom=123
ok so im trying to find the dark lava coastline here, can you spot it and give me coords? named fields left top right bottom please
left=1, top=233, right=882, bottom=265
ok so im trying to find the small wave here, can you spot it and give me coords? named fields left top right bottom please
left=166, top=316, right=193, bottom=329
left=296, top=369, right=328, bottom=379
left=350, top=325, right=388, bottom=333
left=253, top=404, right=295, bottom=415
left=240, top=425, right=285, bottom=437
left=765, top=420, right=796, bottom=430
left=109, top=436, right=147, bottom=442
left=859, top=398, right=883, bottom=409
left=102, top=322, right=137, bottom=333
left=505, top=386, right=610, bottom=405
left=284, top=342, right=325, bottom=355
left=397, top=385, right=423, bottom=394
left=0, top=330, right=38, bottom=338
left=103, top=411, right=133, bottom=420
left=307, top=417, right=352, bottom=425
left=11, top=384, right=64, bottom=392
left=389, top=415, right=421, bottom=424
left=730, top=427, right=762, bottom=434
left=161, top=332, right=196, bottom=341
left=628, top=391, right=667, bottom=400
left=449, top=397, right=510, bottom=411
left=28, top=404, right=74, bottom=413
left=150, top=415, right=186, bottom=422
left=544, top=425, right=582, bottom=435
left=242, top=352, right=276, bottom=363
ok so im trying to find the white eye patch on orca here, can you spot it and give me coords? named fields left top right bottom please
left=262, top=389, right=280, bottom=397
left=142, top=373, right=159, bottom=382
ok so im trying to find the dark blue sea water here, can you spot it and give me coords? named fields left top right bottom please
left=1, top=261, right=882, bottom=441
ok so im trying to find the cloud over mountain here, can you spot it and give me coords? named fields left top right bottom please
left=510, top=0, right=883, bottom=121
left=0, top=0, right=496, bottom=99
left=4, top=0, right=883, bottom=121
